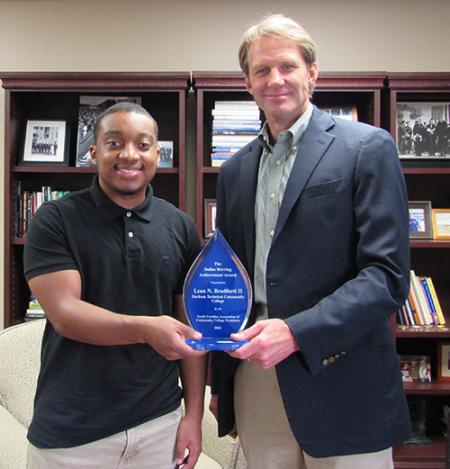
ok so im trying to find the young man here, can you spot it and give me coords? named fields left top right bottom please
left=24, top=102, right=206, bottom=469
left=210, top=14, right=411, bottom=469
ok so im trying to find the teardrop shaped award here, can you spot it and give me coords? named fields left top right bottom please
left=183, top=229, right=252, bottom=350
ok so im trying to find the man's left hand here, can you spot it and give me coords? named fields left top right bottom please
left=228, top=319, right=300, bottom=368
left=174, top=414, right=202, bottom=469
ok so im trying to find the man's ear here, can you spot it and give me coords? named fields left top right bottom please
left=156, top=146, right=161, bottom=167
left=89, top=145, right=97, bottom=165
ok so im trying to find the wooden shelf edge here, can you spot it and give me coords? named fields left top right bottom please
left=394, top=436, right=446, bottom=467
left=403, top=381, right=450, bottom=395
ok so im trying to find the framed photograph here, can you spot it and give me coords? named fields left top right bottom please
left=204, top=199, right=217, bottom=238
left=75, top=95, right=142, bottom=167
left=321, top=106, right=358, bottom=122
left=20, top=120, right=68, bottom=165
left=438, top=342, right=450, bottom=382
left=399, top=355, right=431, bottom=383
left=408, top=201, right=433, bottom=239
left=432, top=209, right=450, bottom=240
left=396, top=102, right=450, bottom=159
left=158, top=141, right=174, bottom=168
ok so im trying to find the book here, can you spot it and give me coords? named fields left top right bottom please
left=408, top=282, right=424, bottom=325
left=25, top=295, right=45, bottom=321
left=420, top=277, right=440, bottom=325
left=426, top=277, right=446, bottom=325
left=410, top=270, right=433, bottom=325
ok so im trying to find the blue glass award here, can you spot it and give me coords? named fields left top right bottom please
left=183, top=229, right=252, bottom=351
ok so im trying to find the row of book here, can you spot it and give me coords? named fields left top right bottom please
left=397, top=270, right=446, bottom=327
left=14, top=182, right=70, bottom=238
left=210, top=100, right=262, bottom=167
left=25, top=295, right=45, bottom=321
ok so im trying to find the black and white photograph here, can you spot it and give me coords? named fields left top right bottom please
left=75, top=95, right=142, bottom=167
left=20, top=120, right=68, bottom=165
left=157, top=141, right=174, bottom=168
left=321, top=107, right=358, bottom=122
left=397, top=102, right=450, bottom=159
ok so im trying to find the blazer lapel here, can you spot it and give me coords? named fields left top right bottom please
left=273, top=109, right=335, bottom=243
left=239, top=141, right=262, bottom=274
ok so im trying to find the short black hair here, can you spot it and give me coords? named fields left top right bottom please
left=93, top=102, right=158, bottom=143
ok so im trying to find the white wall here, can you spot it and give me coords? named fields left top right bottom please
left=0, top=0, right=449, bottom=328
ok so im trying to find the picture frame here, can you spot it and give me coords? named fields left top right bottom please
left=432, top=209, right=450, bottom=240
left=20, top=120, right=69, bottom=166
left=75, top=95, right=142, bottom=167
left=320, top=106, right=358, bottom=122
left=396, top=101, right=450, bottom=159
left=438, top=342, right=450, bottom=382
left=204, top=199, right=217, bottom=238
left=157, top=141, right=174, bottom=168
left=408, top=201, right=433, bottom=239
left=399, top=355, right=431, bottom=383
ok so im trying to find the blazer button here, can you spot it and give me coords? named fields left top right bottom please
left=322, top=358, right=329, bottom=367
left=328, top=356, right=335, bottom=363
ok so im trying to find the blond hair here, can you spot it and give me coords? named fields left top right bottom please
left=238, top=14, right=317, bottom=76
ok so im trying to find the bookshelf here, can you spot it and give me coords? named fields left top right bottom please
left=192, top=71, right=385, bottom=241
left=387, top=72, right=450, bottom=469
left=1, top=71, right=190, bottom=327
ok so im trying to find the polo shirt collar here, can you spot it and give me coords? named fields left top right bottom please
left=89, top=175, right=153, bottom=222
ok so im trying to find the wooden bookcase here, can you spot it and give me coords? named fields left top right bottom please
left=1, top=71, right=190, bottom=327
left=387, top=72, right=450, bottom=469
left=192, top=71, right=385, bottom=241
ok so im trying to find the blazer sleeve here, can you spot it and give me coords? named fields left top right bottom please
left=285, top=127, right=410, bottom=375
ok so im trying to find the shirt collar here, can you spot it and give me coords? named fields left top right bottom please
left=89, top=175, right=153, bottom=222
left=258, top=102, right=314, bottom=153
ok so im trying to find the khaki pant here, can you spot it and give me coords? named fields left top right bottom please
left=234, top=361, right=393, bottom=469
left=27, top=407, right=182, bottom=469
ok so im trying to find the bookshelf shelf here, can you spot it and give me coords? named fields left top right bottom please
left=403, top=382, right=450, bottom=395
left=1, top=71, right=190, bottom=327
left=396, top=326, right=450, bottom=338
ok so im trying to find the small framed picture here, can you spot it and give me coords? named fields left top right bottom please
left=408, top=201, right=433, bottom=239
left=20, top=120, right=68, bottom=165
left=399, top=355, right=431, bottom=383
left=158, top=141, right=174, bottom=168
left=438, top=342, right=450, bottom=382
left=432, top=209, right=450, bottom=240
left=204, top=199, right=217, bottom=238
left=396, top=102, right=450, bottom=159
left=321, top=106, right=358, bottom=122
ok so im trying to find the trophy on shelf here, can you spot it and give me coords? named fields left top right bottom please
left=183, top=229, right=252, bottom=351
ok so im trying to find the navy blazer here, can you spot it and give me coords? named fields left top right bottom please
left=211, top=107, right=412, bottom=457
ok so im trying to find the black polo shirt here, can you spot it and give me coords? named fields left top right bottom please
left=24, top=176, right=201, bottom=448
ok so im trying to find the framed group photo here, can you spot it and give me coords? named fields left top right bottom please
left=20, top=120, right=69, bottom=166
left=204, top=199, right=217, bottom=238
left=432, top=209, right=450, bottom=240
left=157, top=141, right=174, bottom=168
left=408, top=201, right=433, bottom=239
left=396, top=102, right=450, bottom=159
